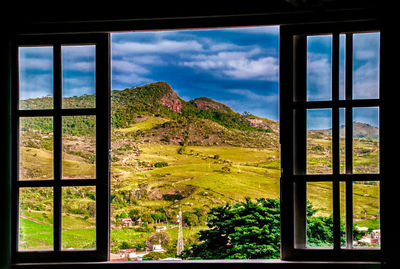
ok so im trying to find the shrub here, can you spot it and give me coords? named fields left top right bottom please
left=154, top=161, right=168, bottom=168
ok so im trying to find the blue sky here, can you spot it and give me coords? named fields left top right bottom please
left=18, top=28, right=380, bottom=127
left=111, top=26, right=280, bottom=121
left=306, top=32, right=380, bottom=129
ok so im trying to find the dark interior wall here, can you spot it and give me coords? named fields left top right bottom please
left=2, top=1, right=394, bottom=269
left=5, top=1, right=384, bottom=34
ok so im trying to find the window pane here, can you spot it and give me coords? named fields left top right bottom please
left=340, top=182, right=346, bottom=247
left=353, top=107, right=379, bottom=174
left=19, top=187, right=54, bottom=251
left=339, top=108, right=346, bottom=174
left=62, top=116, right=96, bottom=179
left=307, top=35, right=332, bottom=101
left=353, top=181, right=380, bottom=248
left=307, top=109, right=332, bottom=174
left=62, top=186, right=96, bottom=250
left=62, top=45, right=96, bottom=108
left=339, top=34, right=346, bottom=100
left=19, top=46, right=53, bottom=110
left=19, top=117, right=53, bottom=180
left=306, top=182, right=333, bottom=248
left=353, top=33, right=380, bottom=100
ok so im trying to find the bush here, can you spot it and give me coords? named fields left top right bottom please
left=154, top=162, right=168, bottom=168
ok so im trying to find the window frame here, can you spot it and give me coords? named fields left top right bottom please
left=279, top=20, right=384, bottom=261
left=11, top=33, right=110, bottom=263
left=9, top=19, right=386, bottom=265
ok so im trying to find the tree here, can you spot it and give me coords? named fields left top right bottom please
left=128, top=209, right=140, bottom=224
left=182, top=212, right=198, bottom=228
left=145, top=231, right=171, bottom=251
left=181, top=198, right=353, bottom=260
left=180, top=198, right=281, bottom=259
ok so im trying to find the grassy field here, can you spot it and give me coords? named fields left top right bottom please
left=18, top=114, right=380, bottom=253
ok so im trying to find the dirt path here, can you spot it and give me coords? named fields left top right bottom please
left=20, top=215, right=53, bottom=226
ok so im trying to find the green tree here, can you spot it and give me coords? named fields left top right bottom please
left=182, top=212, right=199, bottom=228
left=181, top=199, right=353, bottom=260
left=180, top=198, right=281, bottom=259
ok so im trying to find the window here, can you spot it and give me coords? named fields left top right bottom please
left=9, top=19, right=385, bottom=265
left=12, top=34, right=110, bottom=262
left=280, top=22, right=382, bottom=261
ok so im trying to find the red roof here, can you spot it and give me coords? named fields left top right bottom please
left=120, top=248, right=136, bottom=252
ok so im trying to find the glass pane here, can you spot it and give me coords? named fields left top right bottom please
left=339, top=108, right=346, bottom=174
left=307, top=35, right=332, bottom=101
left=353, top=181, right=380, bottom=248
left=353, top=33, right=380, bottom=99
left=62, top=116, right=96, bottom=179
left=19, top=117, right=53, bottom=180
left=19, top=187, right=54, bottom=251
left=306, top=182, right=333, bottom=248
left=307, top=109, right=332, bottom=174
left=19, top=46, right=53, bottom=110
left=62, top=45, right=96, bottom=108
left=62, top=186, right=96, bottom=250
left=339, top=34, right=346, bottom=100
left=353, top=107, right=379, bottom=174
left=340, top=182, right=346, bottom=247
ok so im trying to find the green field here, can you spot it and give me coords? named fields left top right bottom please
left=18, top=83, right=380, bottom=255
left=18, top=125, right=380, bottom=254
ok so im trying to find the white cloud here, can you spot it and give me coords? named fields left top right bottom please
left=63, top=61, right=95, bottom=72
left=307, top=52, right=332, bottom=100
left=112, top=60, right=150, bottom=74
left=223, top=56, right=278, bottom=80
left=353, top=62, right=379, bottom=99
left=182, top=50, right=278, bottom=81
left=228, top=89, right=278, bottom=103
left=19, top=74, right=53, bottom=99
left=112, top=74, right=152, bottom=87
left=112, top=40, right=203, bottom=55
left=20, top=58, right=52, bottom=71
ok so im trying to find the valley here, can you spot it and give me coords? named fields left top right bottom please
left=18, top=81, right=380, bottom=258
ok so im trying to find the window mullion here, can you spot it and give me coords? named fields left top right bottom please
left=292, top=34, right=307, bottom=249
left=345, top=33, right=354, bottom=249
left=332, top=33, right=342, bottom=251
left=53, top=44, right=62, bottom=252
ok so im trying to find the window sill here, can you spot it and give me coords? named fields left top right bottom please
left=12, top=260, right=382, bottom=269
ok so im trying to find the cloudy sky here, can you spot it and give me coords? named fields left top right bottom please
left=110, top=26, right=280, bottom=120
left=306, top=32, right=380, bottom=129
left=18, top=28, right=380, bottom=127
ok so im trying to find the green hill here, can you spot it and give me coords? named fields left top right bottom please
left=19, top=81, right=379, bottom=253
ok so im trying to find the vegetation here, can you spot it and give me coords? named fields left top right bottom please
left=18, top=81, right=380, bottom=258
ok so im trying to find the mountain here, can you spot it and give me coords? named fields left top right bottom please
left=20, top=81, right=279, bottom=151
left=111, top=81, right=278, bottom=134
left=110, top=81, right=279, bottom=149
left=308, top=122, right=379, bottom=140
left=352, top=122, right=379, bottom=139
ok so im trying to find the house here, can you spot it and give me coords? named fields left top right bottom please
left=120, top=218, right=133, bottom=227
left=155, top=226, right=167, bottom=232
left=119, top=248, right=137, bottom=260
left=356, top=226, right=369, bottom=232
left=152, top=245, right=164, bottom=252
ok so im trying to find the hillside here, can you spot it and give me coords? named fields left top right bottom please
left=308, top=122, right=379, bottom=140
left=18, top=81, right=379, bottom=254
left=111, top=81, right=279, bottom=134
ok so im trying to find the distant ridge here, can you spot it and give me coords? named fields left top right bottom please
left=308, top=122, right=379, bottom=139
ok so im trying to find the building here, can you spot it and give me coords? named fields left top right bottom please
left=155, top=226, right=167, bottom=232
left=152, top=245, right=164, bottom=253
left=120, top=218, right=133, bottom=227
left=119, top=248, right=137, bottom=260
